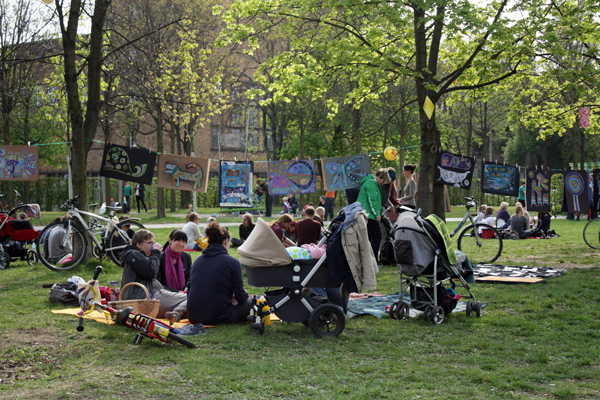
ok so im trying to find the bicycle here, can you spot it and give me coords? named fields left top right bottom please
left=77, top=266, right=195, bottom=348
left=583, top=215, right=600, bottom=249
left=36, top=195, right=146, bottom=271
left=449, top=197, right=503, bottom=264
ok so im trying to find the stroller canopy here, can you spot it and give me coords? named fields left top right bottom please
left=238, top=218, right=292, bottom=267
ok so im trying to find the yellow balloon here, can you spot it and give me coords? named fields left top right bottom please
left=384, top=146, right=398, bottom=161
left=41, top=0, right=53, bottom=4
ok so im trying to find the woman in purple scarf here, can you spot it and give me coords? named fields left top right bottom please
left=157, top=230, right=193, bottom=292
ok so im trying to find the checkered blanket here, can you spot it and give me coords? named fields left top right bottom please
left=347, top=293, right=472, bottom=318
left=473, top=264, right=567, bottom=279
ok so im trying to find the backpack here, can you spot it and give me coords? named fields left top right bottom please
left=503, top=230, right=519, bottom=240
left=379, top=239, right=396, bottom=265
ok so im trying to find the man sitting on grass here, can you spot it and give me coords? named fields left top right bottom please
left=295, top=206, right=323, bottom=246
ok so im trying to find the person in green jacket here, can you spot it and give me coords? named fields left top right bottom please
left=123, top=181, right=132, bottom=213
left=356, top=170, right=386, bottom=261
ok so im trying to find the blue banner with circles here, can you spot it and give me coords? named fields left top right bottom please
left=563, top=170, right=589, bottom=214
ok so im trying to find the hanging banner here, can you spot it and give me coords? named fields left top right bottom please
left=563, top=170, right=589, bottom=214
left=433, top=151, right=475, bottom=190
left=156, top=154, right=210, bottom=192
left=0, top=145, right=39, bottom=181
left=592, top=170, right=600, bottom=219
left=321, top=154, right=371, bottom=191
left=525, top=169, right=551, bottom=212
left=481, top=162, right=519, bottom=197
left=267, top=159, right=317, bottom=196
left=100, top=144, right=156, bottom=184
left=580, top=107, right=591, bottom=129
left=219, top=161, right=253, bottom=208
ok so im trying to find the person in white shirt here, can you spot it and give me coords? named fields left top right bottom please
left=182, top=212, right=202, bottom=250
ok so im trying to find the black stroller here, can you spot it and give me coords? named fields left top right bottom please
left=238, top=217, right=349, bottom=337
left=389, top=208, right=482, bottom=324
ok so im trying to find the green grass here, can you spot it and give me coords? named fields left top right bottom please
left=1, top=217, right=599, bottom=399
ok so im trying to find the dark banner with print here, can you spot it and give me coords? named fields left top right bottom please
left=100, top=144, right=157, bottom=184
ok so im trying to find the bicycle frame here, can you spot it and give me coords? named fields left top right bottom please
left=449, top=198, right=484, bottom=248
left=62, top=205, right=139, bottom=254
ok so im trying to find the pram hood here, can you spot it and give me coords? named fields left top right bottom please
left=238, top=218, right=292, bottom=267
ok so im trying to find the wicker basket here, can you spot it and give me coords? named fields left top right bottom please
left=107, top=282, right=160, bottom=318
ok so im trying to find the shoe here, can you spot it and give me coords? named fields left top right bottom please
left=165, top=311, right=182, bottom=322
left=178, top=323, right=206, bottom=336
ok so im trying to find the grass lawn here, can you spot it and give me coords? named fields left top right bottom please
left=1, top=218, right=599, bottom=399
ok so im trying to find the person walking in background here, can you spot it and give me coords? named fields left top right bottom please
left=518, top=180, right=526, bottom=207
left=399, top=164, right=417, bottom=210
left=324, top=190, right=336, bottom=221
left=289, top=194, right=299, bottom=217
left=257, top=179, right=272, bottom=217
left=136, top=183, right=148, bottom=213
left=123, top=181, right=131, bottom=213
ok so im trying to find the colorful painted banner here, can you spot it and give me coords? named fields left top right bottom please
left=321, top=154, right=370, bottom=191
left=481, top=162, right=519, bottom=196
left=156, top=154, right=210, bottom=192
left=525, top=169, right=551, bottom=212
left=267, top=159, right=317, bottom=196
left=100, top=144, right=156, bottom=184
left=433, top=151, right=475, bottom=190
left=219, top=161, right=253, bottom=208
left=580, top=107, right=591, bottom=128
left=0, top=145, right=39, bottom=181
left=563, top=170, right=589, bottom=214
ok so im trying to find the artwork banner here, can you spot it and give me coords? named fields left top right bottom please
left=156, top=154, right=210, bottom=192
left=481, top=162, right=519, bottom=197
left=219, top=161, right=253, bottom=208
left=321, top=154, right=371, bottom=191
left=525, top=169, right=551, bottom=212
left=100, top=144, right=156, bottom=185
left=0, top=146, right=39, bottom=181
left=592, top=170, right=600, bottom=219
left=563, top=170, right=589, bottom=214
left=433, top=151, right=475, bottom=190
left=267, top=159, right=317, bottom=196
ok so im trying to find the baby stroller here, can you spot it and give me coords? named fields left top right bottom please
left=389, top=208, right=481, bottom=324
left=0, top=204, right=41, bottom=268
left=238, top=218, right=348, bottom=337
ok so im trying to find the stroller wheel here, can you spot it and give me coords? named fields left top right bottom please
left=465, top=301, right=473, bottom=317
left=309, top=304, right=345, bottom=337
left=475, top=301, right=482, bottom=317
left=430, top=306, right=445, bottom=325
left=0, top=251, right=9, bottom=269
left=252, top=322, right=265, bottom=335
left=26, top=250, right=37, bottom=266
left=423, top=305, right=433, bottom=321
left=388, top=302, right=399, bottom=319
left=395, top=303, right=409, bottom=320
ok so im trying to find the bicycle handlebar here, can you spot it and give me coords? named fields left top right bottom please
left=61, top=195, right=81, bottom=210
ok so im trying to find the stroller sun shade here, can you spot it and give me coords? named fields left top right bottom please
left=238, top=218, right=292, bottom=267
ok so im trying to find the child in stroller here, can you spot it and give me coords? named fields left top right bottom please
left=0, top=205, right=41, bottom=268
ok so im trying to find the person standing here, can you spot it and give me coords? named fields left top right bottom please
left=324, top=191, right=336, bottom=221
left=518, top=180, right=526, bottom=207
left=123, top=181, right=131, bottom=213
left=289, top=194, right=299, bottom=217
left=357, top=171, right=384, bottom=259
left=136, top=183, right=148, bottom=213
left=399, top=164, right=417, bottom=210
left=257, top=179, right=272, bottom=217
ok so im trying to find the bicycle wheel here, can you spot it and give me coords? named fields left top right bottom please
left=167, top=331, right=196, bottom=348
left=106, top=220, right=146, bottom=266
left=37, top=221, right=88, bottom=271
left=583, top=218, right=600, bottom=249
left=457, top=223, right=503, bottom=264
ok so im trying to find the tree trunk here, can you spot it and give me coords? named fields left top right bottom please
left=170, top=121, right=176, bottom=212
left=156, top=108, right=166, bottom=218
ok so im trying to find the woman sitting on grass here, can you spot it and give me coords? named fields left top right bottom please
left=186, top=221, right=252, bottom=325
left=510, top=203, right=531, bottom=239
left=268, top=214, right=296, bottom=247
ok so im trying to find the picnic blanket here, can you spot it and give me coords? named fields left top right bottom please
left=473, top=264, right=567, bottom=284
left=346, top=293, right=479, bottom=318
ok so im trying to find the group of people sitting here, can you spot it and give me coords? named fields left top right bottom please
left=120, top=221, right=253, bottom=334
left=267, top=206, right=325, bottom=248
left=476, top=202, right=552, bottom=239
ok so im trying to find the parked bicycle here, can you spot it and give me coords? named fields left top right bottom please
left=77, top=266, right=195, bottom=348
left=449, top=197, right=503, bottom=264
left=36, top=195, right=146, bottom=271
left=583, top=215, right=600, bottom=249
